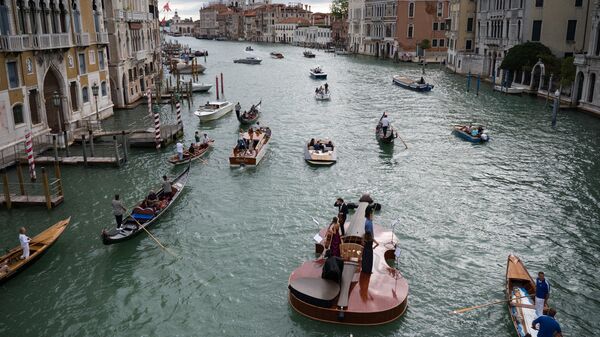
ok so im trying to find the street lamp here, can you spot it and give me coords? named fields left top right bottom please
left=52, top=91, right=62, bottom=133
left=91, top=82, right=99, bottom=124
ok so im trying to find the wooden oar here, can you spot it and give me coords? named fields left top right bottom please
left=396, top=132, right=408, bottom=149
left=450, top=294, right=534, bottom=314
left=129, top=216, right=178, bottom=259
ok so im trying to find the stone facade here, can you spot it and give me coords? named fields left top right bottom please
left=396, top=0, right=449, bottom=61
left=446, top=0, right=476, bottom=74
left=348, top=0, right=366, bottom=53
left=294, top=25, right=332, bottom=47
left=574, top=0, right=600, bottom=114
left=363, top=0, right=398, bottom=58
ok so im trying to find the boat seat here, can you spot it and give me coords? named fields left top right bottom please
left=324, top=146, right=332, bottom=151
left=289, top=277, right=341, bottom=308
left=340, top=243, right=363, bottom=262
left=308, top=146, right=314, bottom=150
left=336, top=261, right=358, bottom=308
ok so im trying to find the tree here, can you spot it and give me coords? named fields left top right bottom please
left=419, top=39, right=431, bottom=51
left=560, top=57, right=576, bottom=87
left=500, top=42, right=553, bottom=72
left=330, top=0, right=348, bottom=19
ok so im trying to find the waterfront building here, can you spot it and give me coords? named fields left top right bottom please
left=294, top=25, right=332, bottom=48
left=331, top=17, right=349, bottom=49
left=396, top=0, right=450, bottom=62
left=574, top=0, right=600, bottom=115
left=0, top=0, right=113, bottom=150
left=362, top=0, right=398, bottom=58
left=243, top=10, right=258, bottom=40
left=348, top=0, right=366, bottom=53
left=275, top=17, right=310, bottom=43
left=170, top=12, right=195, bottom=36
left=219, top=8, right=243, bottom=40
left=198, top=4, right=228, bottom=39
left=105, top=0, right=160, bottom=109
left=445, top=0, right=476, bottom=74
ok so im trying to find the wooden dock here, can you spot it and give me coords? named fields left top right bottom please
left=0, top=194, right=63, bottom=207
left=1, top=166, right=64, bottom=209
left=74, top=124, right=183, bottom=148
left=19, top=156, right=120, bottom=166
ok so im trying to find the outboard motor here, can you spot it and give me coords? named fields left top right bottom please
left=480, top=133, right=489, bottom=142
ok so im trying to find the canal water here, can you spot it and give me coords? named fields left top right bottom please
left=1, top=37, right=599, bottom=336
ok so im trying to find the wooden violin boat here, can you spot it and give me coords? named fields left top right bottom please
left=168, top=140, right=214, bottom=165
left=506, top=255, right=548, bottom=337
left=305, top=139, right=336, bottom=166
left=229, top=127, right=271, bottom=167
left=288, top=196, right=409, bottom=325
left=101, top=164, right=190, bottom=245
left=0, top=217, right=71, bottom=284
left=270, top=52, right=284, bottom=59
left=236, top=101, right=261, bottom=125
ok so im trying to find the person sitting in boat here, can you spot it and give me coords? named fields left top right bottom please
left=162, top=175, right=174, bottom=200
left=315, top=87, right=319, bottom=94
left=205, top=101, right=210, bottom=107
left=327, top=140, right=334, bottom=150
left=146, top=190, right=159, bottom=209
left=309, top=138, right=316, bottom=148
left=477, top=126, right=484, bottom=135
left=236, top=129, right=246, bottom=154
left=471, top=127, right=479, bottom=137
left=199, top=133, right=210, bottom=148
left=0, top=260, right=10, bottom=277
left=418, top=77, right=425, bottom=84
left=264, top=127, right=272, bottom=139
left=187, top=143, right=196, bottom=156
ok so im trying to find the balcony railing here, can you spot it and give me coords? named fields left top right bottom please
left=0, top=35, right=32, bottom=51
left=96, top=31, right=109, bottom=44
left=32, top=33, right=71, bottom=50
left=115, top=9, right=124, bottom=20
left=136, top=50, right=147, bottom=61
left=573, top=53, right=586, bottom=66
left=75, top=32, right=90, bottom=46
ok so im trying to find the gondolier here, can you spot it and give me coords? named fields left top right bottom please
left=535, top=271, right=550, bottom=317
left=18, top=228, right=30, bottom=259
left=235, top=102, right=241, bottom=118
left=380, top=114, right=390, bottom=137
left=112, top=194, right=127, bottom=229
left=176, top=142, right=184, bottom=160
left=334, top=198, right=348, bottom=236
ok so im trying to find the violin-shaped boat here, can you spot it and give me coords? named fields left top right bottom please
left=288, top=195, right=409, bottom=325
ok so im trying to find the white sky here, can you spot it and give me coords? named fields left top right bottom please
left=159, top=0, right=332, bottom=20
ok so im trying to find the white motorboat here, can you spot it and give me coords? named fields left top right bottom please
left=234, top=57, right=262, bottom=64
left=335, top=49, right=350, bottom=55
left=304, top=139, right=336, bottom=166
left=309, top=66, right=327, bottom=79
left=315, top=92, right=331, bottom=100
left=194, top=101, right=234, bottom=121
left=169, top=81, right=212, bottom=93
left=174, top=62, right=206, bottom=74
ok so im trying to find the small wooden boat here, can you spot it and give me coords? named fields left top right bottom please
left=335, top=49, right=350, bottom=55
left=101, top=165, right=190, bottom=245
left=310, top=66, right=327, bottom=79
left=194, top=50, right=208, bottom=57
left=392, top=75, right=433, bottom=92
left=168, top=140, right=214, bottom=165
left=234, top=56, right=262, bottom=64
left=236, top=100, right=261, bottom=124
left=494, top=85, right=524, bottom=95
left=376, top=116, right=397, bottom=143
left=0, top=218, right=71, bottom=284
left=304, top=51, right=316, bottom=58
left=245, top=46, right=254, bottom=51
left=305, top=139, right=336, bottom=165
left=288, top=194, right=409, bottom=325
left=315, top=91, right=331, bottom=101
left=506, top=255, right=549, bottom=337
left=452, top=125, right=489, bottom=143
left=270, top=52, right=284, bottom=59
left=229, top=126, right=271, bottom=167
left=194, top=101, right=234, bottom=121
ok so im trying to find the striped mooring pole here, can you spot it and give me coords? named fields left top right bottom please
left=147, top=88, right=152, bottom=116
left=175, top=100, right=182, bottom=126
left=24, top=129, right=36, bottom=181
left=153, top=105, right=161, bottom=150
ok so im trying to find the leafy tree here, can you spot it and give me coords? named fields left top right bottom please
left=560, top=57, right=576, bottom=87
left=500, top=42, right=553, bottom=71
left=330, top=0, right=348, bottom=19
left=419, top=39, right=431, bottom=50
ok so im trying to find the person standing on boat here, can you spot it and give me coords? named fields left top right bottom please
left=18, top=227, right=31, bottom=259
left=112, top=194, right=127, bottom=229
left=361, top=231, right=379, bottom=274
left=531, top=308, right=562, bottom=337
left=176, top=142, right=184, bottom=161
left=235, top=102, right=241, bottom=119
left=364, top=209, right=374, bottom=235
left=162, top=175, right=174, bottom=200
left=324, top=82, right=329, bottom=93
left=195, top=131, right=200, bottom=143
left=327, top=219, right=342, bottom=258
left=200, top=133, right=210, bottom=148
left=334, top=198, right=348, bottom=236
left=380, top=114, right=390, bottom=137
left=535, top=271, right=550, bottom=317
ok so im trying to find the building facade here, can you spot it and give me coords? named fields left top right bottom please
left=574, top=0, right=600, bottom=114
left=348, top=0, right=366, bottom=53
left=275, top=17, right=309, bottom=43
left=0, top=0, right=113, bottom=150
left=363, top=0, right=397, bottom=57
left=396, top=0, right=449, bottom=61
left=105, top=0, right=160, bottom=108
left=171, top=11, right=196, bottom=36
left=445, top=0, right=476, bottom=73
left=294, top=25, right=332, bottom=47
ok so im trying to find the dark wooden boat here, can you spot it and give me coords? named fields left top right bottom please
left=506, top=254, right=549, bottom=337
left=303, top=51, right=316, bottom=58
left=0, top=217, right=71, bottom=284
left=452, top=125, right=489, bottom=143
left=101, top=164, right=190, bottom=245
left=270, top=52, right=284, bottom=59
left=375, top=121, right=397, bottom=143
left=288, top=195, right=409, bottom=325
left=236, top=101, right=261, bottom=125
left=392, top=75, right=433, bottom=92
left=168, top=140, right=214, bottom=165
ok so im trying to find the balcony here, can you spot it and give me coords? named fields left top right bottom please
left=96, top=31, right=109, bottom=44
left=32, top=33, right=71, bottom=50
left=573, top=53, right=586, bottom=67
left=0, top=35, right=32, bottom=52
left=136, top=50, right=147, bottom=61
left=74, top=32, right=90, bottom=46
left=114, top=9, right=124, bottom=20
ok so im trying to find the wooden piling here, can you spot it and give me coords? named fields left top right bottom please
left=216, top=76, right=220, bottom=100
left=113, top=136, right=120, bottom=167
left=89, top=129, right=95, bottom=157
left=16, top=164, right=25, bottom=195
left=81, top=135, right=88, bottom=166
left=52, top=135, right=59, bottom=162
left=121, top=131, right=128, bottom=162
left=2, top=169, right=11, bottom=209
left=63, top=130, right=70, bottom=157
left=221, top=73, right=224, bottom=95
left=41, top=167, right=51, bottom=210
left=54, top=162, right=63, bottom=197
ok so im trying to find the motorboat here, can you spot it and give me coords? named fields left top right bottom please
left=315, top=91, right=331, bottom=101
left=169, top=81, right=212, bottom=93
left=174, top=61, right=206, bottom=74
left=270, top=52, right=284, bottom=59
left=304, top=139, right=336, bottom=165
left=392, top=75, right=433, bottom=92
left=245, top=46, right=254, bottom=51
left=303, top=51, right=316, bottom=58
left=234, top=57, right=262, bottom=64
left=324, top=47, right=336, bottom=53
left=194, top=101, right=234, bottom=121
left=229, top=126, right=272, bottom=167
left=335, top=49, right=350, bottom=55
left=310, top=66, right=327, bottom=79
left=452, top=125, right=489, bottom=143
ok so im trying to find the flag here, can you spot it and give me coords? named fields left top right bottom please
left=163, top=2, right=171, bottom=11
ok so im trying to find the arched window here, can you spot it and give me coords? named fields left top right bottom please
left=408, top=2, right=414, bottom=18
left=101, top=81, right=107, bottom=96
left=59, top=0, right=67, bottom=32
left=72, top=0, right=81, bottom=33
left=28, top=0, right=37, bottom=33
left=588, top=73, right=596, bottom=103
left=16, top=0, right=27, bottom=34
left=13, top=104, right=24, bottom=125
left=49, top=0, right=59, bottom=33
left=82, top=86, right=89, bottom=103
left=40, top=0, right=48, bottom=34
left=0, top=0, right=10, bottom=35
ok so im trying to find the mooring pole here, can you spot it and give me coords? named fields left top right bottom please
left=42, top=167, right=51, bottom=210
left=81, top=135, right=88, bottom=167
left=113, top=136, right=121, bottom=167
left=16, top=164, right=25, bottom=195
left=88, top=129, right=95, bottom=157
left=121, top=131, right=128, bottom=162
left=2, top=169, right=11, bottom=209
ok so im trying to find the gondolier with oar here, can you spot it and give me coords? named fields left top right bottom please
left=235, top=102, right=241, bottom=120
left=380, top=113, right=390, bottom=137
left=535, top=271, right=550, bottom=317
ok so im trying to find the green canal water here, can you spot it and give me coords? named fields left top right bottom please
left=1, top=37, right=599, bottom=336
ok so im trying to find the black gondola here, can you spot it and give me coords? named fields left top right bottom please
left=375, top=114, right=397, bottom=143
left=236, top=100, right=261, bottom=125
left=101, top=164, right=191, bottom=245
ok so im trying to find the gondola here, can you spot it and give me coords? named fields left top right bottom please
left=303, top=51, right=316, bottom=58
left=376, top=115, right=397, bottom=143
left=506, top=255, right=549, bottom=337
left=101, top=164, right=190, bottom=245
left=452, top=125, right=489, bottom=143
left=236, top=101, right=261, bottom=125
left=0, top=217, right=71, bottom=284
left=168, top=141, right=214, bottom=165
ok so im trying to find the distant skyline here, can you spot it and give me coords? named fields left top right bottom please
left=158, top=0, right=331, bottom=20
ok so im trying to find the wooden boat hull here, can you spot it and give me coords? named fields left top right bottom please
left=234, top=59, right=262, bottom=64
left=452, top=128, right=488, bottom=143
left=506, top=255, right=548, bottom=337
left=304, top=53, right=316, bottom=58
left=0, top=218, right=71, bottom=284
left=101, top=165, right=190, bottom=245
left=376, top=126, right=396, bottom=143
left=236, top=101, right=261, bottom=124
left=270, top=53, right=284, bottom=59
left=168, top=141, right=214, bottom=165
left=392, top=76, right=433, bottom=92
left=229, top=140, right=269, bottom=167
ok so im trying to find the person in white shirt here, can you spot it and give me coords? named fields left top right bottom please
left=380, top=114, right=390, bottom=137
left=176, top=142, right=184, bottom=160
left=200, top=133, right=210, bottom=148
left=19, top=227, right=31, bottom=259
